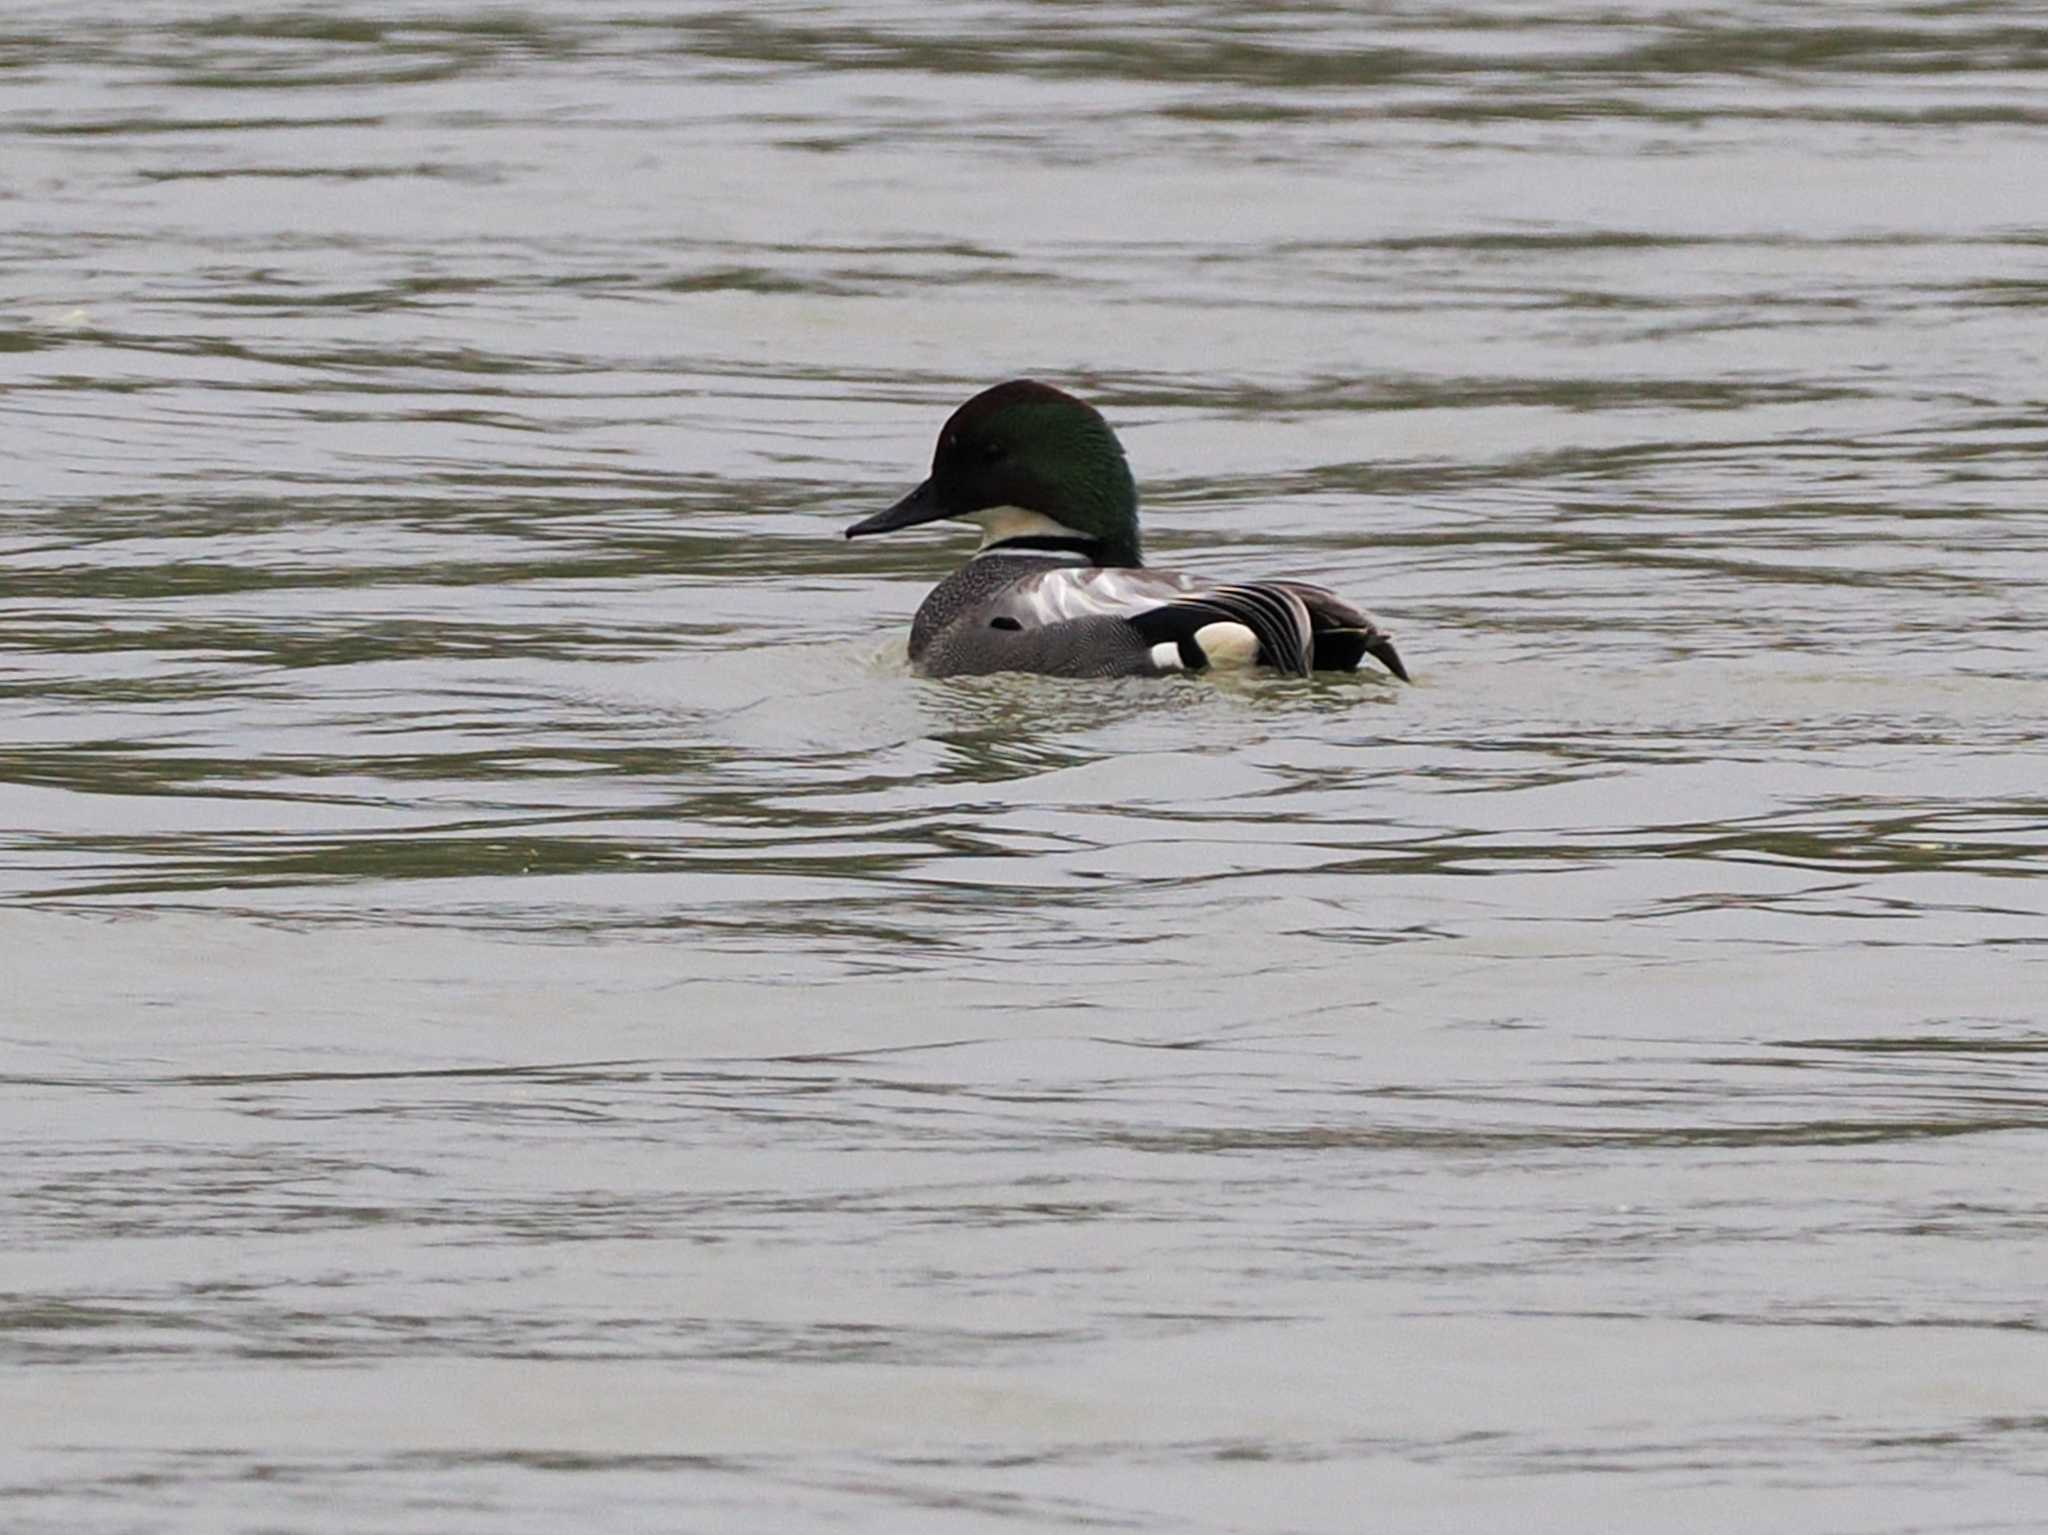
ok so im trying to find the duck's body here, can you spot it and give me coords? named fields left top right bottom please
left=848, top=381, right=1408, bottom=683
left=906, top=551, right=1398, bottom=679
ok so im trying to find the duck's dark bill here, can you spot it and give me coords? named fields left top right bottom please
left=846, top=479, right=946, bottom=539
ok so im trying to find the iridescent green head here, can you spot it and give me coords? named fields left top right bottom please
left=846, top=380, right=1142, bottom=567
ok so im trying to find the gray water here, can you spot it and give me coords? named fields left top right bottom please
left=6, top=3, right=2048, bottom=1530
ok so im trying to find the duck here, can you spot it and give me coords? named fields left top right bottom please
left=846, top=380, right=1408, bottom=683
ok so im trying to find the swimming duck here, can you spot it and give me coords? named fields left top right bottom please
left=846, top=380, right=1407, bottom=682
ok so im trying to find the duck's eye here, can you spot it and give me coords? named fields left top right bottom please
left=983, top=441, right=1007, bottom=463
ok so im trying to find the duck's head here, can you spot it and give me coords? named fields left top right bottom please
left=846, top=380, right=1142, bottom=567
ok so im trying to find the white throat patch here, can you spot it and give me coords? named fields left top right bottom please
left=970, top=505, right=1090, bottom=550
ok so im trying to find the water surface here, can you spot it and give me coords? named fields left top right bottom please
left=5, top=3, right=2048, bottom=1530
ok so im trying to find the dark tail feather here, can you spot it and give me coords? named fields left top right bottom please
left=1268, top=581, right=1410, bottom=682
left=1317, top=628, right=1409, bottom=682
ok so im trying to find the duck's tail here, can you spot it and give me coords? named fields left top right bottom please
left=1271, top=581, right=1409, bottom=682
